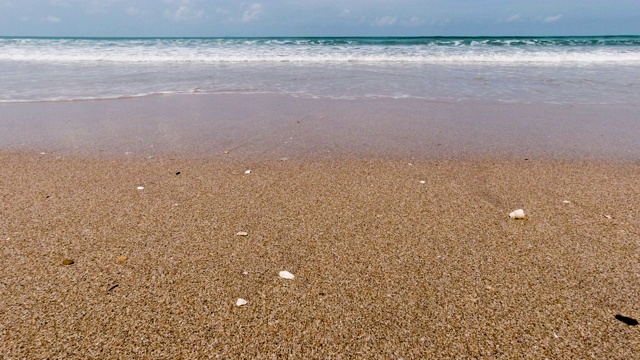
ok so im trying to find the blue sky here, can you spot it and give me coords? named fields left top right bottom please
left=1, top=0, right=638, bottom=37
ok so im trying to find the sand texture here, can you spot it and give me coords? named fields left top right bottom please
left=1, top=152, right=639, bottom=358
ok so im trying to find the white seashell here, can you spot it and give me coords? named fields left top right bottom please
left=419, top=180, right=426, bottom=184
left=244, top=169, right=251, bottom=174
left=562, top=200, right=571, bottom=204
left=236, top=298, right=248, bottom=306
left=278, top=270, right=295, bottom=279
left=242, top=271, right=248, bottom=276
left=236, top=231, right=248, bottom=236
left=136, top=186, right=144, bottom=190
left=604, top=214, right=613, bottom=219
left=509, top=209, right=526, bottom=219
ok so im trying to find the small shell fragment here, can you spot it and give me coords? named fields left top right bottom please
left=562, top=200, right=571, bottom=204
left=604, top=214, right=613, bottom=220
left=244, top=170, right=251, bottom=174
left=279, top=270, right=295, bottom=279
left=236, top=298, right=248, bottom=306
left=509, top=209, right=526, bottom=219
left=136, top=186, right=144, bottom=190
left=117, top=256, right=128, bottom=263
left=242, top=271, right=248, bottom=276
left=419, top=180, right=426, bottom=184
left=236, top=231, right=248, bottom=236
left=62, top=259, right=74, bottom=265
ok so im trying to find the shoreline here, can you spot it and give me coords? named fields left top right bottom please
left=1, top=93, right=639, bottom=162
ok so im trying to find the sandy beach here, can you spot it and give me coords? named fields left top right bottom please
left=1, top=95, right=639, bottom=358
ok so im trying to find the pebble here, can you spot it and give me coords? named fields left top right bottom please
left=509, top=209, right=526, bottom=219
left=117, top=256, right=128, bottom=263
left=236, top=231, right=249, bottom=236
left=279, top=270, right=295, bottom=279
left=236, top=298, right=248, bottom=307
left=419, top=180, right=426, bottom=184
left=562, top=200, right=571, bottom=204
left=62, top=259, right=74, bottom=265
left=615, top=314, right=638, bottom=326
left=137, top=186, right=144, bottom=190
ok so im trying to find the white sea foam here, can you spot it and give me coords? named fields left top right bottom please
left=2, top=37, right=640, bottom=64
left=2, top=46, right=640, bottom=64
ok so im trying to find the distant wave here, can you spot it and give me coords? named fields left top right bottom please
left=3, top=35, right=640, bottom=46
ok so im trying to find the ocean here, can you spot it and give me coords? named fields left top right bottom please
left=1, top=36, right=640, bottom=104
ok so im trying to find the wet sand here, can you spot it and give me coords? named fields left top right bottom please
left=1, top=95, right=639, bottom=358
left=1, top=94, right=639, bottom=160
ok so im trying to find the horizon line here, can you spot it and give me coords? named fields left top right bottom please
left=2, top=34, right=639, bottom=40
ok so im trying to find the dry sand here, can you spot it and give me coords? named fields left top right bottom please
left=1, top=95, right=639, bottom=358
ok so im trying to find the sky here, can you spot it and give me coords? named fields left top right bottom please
left=0, top=0, right=639, bottom=37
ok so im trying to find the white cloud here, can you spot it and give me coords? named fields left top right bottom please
left=46, top=15, right=61, bottom=23
left=339, top=9, right=350, bottom=17
left=374, top=16, right=397, bottom=27
left=543, top=14, right=562, bottom=23
left=506, top=14, right=521, bottom=23
left=242, top=3, right=264, bottom=22
left=403, top=16, right=424, bottom=27
left=164, top=1, right=204, bottom=21
left=428, top=17, right=451, bottom=26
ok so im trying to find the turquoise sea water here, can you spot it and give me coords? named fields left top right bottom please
left=1, top=36, right=640, bottom=104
